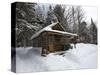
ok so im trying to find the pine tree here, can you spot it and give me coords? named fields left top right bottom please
left=16, top=2, right=37, bottom=47
left=89, top=18, right=97, bottom=44
left=45, top=5, right=58, bottom=26
left=53, top=5, right=69, bottom=32
left=78, top=21, right=90, bottom=43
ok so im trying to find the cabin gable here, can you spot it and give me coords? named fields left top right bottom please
left=52, top=23, right=65, bottom=31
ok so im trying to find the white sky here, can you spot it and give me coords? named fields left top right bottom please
left=83, top=6, right=97, bottom=23
left=37, top=3, right=98, bottom=24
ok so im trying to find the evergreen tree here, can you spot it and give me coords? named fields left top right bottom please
left=89, top=18, right=97, bottom=44
left=45, top=5, right=58, bottom=26
left=16, top=2, right=37, bottom=47
left=79, top=21, right=90, bottom=43
left=53, top=5, right=69, bottom=31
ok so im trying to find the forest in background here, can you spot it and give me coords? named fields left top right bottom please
left=15, top=2, right=97, bottom=47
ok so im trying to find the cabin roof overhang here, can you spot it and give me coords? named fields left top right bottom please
left=31, top=22, right=78, bottom=40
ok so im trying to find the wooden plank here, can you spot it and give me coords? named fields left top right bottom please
left=48, top=44, right=54, bottom=52
left=48, top=44, right=64, bottom=52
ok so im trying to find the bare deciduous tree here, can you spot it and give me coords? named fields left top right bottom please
left=76, top=6, right=85, bottom=34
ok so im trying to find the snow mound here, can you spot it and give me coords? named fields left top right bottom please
left=45, top=54, right=80, bottom=71
left=16, top=43, right=97, bottom=73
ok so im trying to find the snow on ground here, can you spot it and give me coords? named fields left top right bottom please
left=16, top=43, right=97, bottom=73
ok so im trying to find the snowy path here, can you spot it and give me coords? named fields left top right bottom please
left=16, top=43, right=97, bottom=73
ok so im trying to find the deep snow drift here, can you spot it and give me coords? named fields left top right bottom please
left=16, top=43, right=97, bottom=73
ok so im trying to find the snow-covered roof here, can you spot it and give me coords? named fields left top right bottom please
left=31, top=22, right=77, bottom=40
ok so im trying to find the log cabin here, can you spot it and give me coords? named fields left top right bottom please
left=31, top=22, right=78, bottom=55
